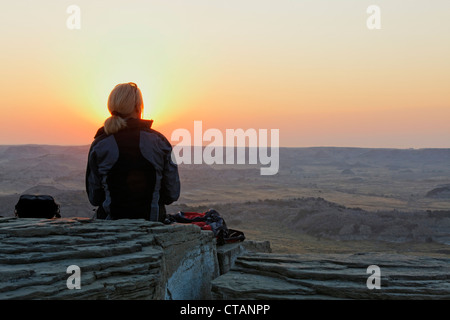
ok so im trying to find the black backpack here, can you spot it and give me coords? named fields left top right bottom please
left=15, top=194, right=61, bottom=219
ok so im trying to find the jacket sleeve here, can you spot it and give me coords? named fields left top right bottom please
left=85, top=145, right=105, bottom=206
left=159, top=141, right=181, bottom=205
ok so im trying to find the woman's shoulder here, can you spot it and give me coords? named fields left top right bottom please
left=88, top=126, right=117, bottom=156
left=94, top=127, right=106, bottom=139
left=146, top=128, right=169, bottom=142
left=140, top=127, right=173, bottom=152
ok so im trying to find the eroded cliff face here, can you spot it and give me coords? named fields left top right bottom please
left=1, top=217, right=449, bottom=300
left=0, top=217, right=219, bottom=300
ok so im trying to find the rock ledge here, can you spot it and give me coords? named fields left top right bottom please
left=1, top=217, right=449, bottom=300
left=0, top=217, right=218, bottom=300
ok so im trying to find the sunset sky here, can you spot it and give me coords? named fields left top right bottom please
left=1, top=0, right=449, bottom=148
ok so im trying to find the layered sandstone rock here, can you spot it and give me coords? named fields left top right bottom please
left=1, top=217, right=448, bottom=300
left=211, top=252, right=450, bottom=299
left=0, top=217, right=219, bottom=300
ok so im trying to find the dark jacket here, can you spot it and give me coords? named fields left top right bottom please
left=85, top=118, right=180, bottom=221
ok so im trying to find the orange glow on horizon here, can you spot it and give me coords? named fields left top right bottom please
left=1, top=1, right=449, bottom=148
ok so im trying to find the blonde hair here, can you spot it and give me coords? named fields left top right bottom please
left=104, top=82, right=144, bottom=135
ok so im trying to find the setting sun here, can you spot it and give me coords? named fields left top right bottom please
left=1, top=0, right=449, bottom=147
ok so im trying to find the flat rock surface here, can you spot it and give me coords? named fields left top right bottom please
left=211, top=252, right=450, bottom=300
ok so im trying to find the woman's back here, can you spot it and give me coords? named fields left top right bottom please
left=85, top=83, right=180, bottom=221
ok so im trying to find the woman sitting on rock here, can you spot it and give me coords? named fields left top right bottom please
left=86, top=82, right=180, bottom=221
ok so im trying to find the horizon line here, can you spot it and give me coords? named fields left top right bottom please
left=1, top=143, right=450, bottom=150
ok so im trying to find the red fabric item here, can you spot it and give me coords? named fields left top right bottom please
left=192, top=222, right=212, bottom=231
left=182, top=212, right=213, bottom=230
left=183, top=212, right=205, bottom=219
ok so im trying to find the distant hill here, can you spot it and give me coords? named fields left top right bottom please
left=426, top=185, right=450, bottom=199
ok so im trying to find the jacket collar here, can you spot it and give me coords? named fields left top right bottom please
left=126, top=118, right=154, bottom=129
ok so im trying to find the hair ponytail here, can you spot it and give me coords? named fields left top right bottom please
left=104, top=115, right=127, bottom=135
left=103, top=82, right=144, bottom=135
